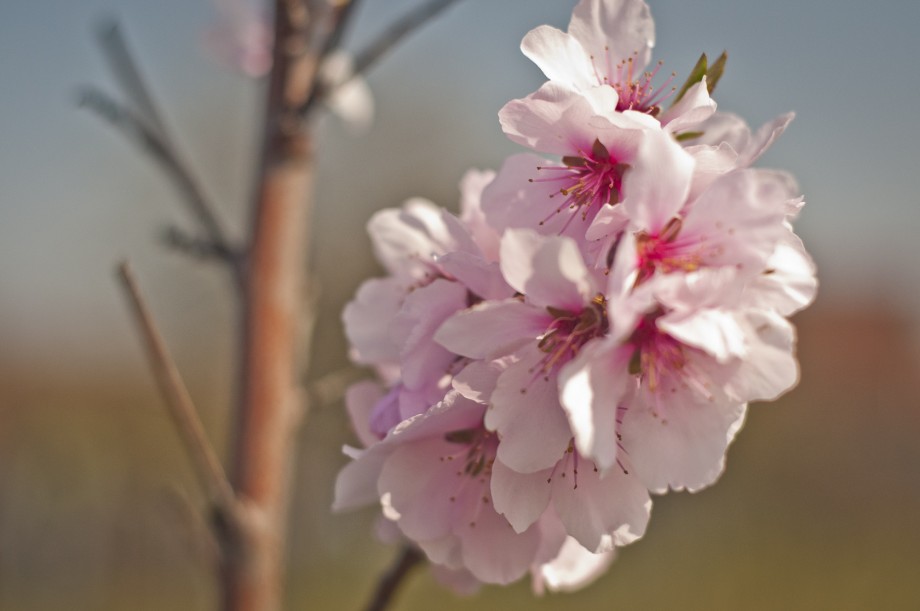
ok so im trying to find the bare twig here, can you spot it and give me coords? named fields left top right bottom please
left=80, top=87, right=244, bottom=287
left=162, top=225, right=238, bottom=263
left=95, top=19, right=167, bottom=134
left=82, top=19, right=245, bottom=288
left=317, top=0, right=362, bottom=62
left=117, top=261, right=237, bottom=514
left=364, top=545, right=424, bottom=611
left=158, top=485, right=222, bottom=567
left=299, top=0, right=462, bottom=118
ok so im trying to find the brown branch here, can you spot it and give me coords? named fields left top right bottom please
left=95, top=19, right=167, bottom=134
left=80, top=88, right=245, bottom=289
left=364, top=545, right=424, bottom=611
left=82, top=18, right=245, bottom=288
left=116, top=261, right=237, bottom=514
left=221, top=0, right=318, bottom=608
left=299, top=0, right=463, bottom=119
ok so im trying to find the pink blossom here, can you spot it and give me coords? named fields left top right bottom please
left=335, top=391, right=571, bottom=584
left=520, top=0, right=716, bottom=125
left=437, top=229, right=611, bottom=472
left=488, top=84, right=694, bottom=243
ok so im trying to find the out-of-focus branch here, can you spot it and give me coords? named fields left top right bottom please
left=222, top=0, right=318, bottom=608
left=116, top=261, right=238, bottom=516
left=81, top=19, right=244, bottom=289
left=299, top=0, right=462, bottom=119
left=162, top=225, right=236, bottom=263
left=95, top=20, right=167, bottom=134
left=363, top=545, right=425, bottom=611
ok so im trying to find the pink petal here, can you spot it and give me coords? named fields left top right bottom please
left=390, top=279, right=468, bottom=389
left=568, top=0, right=655, bottom=73
left=500, top=229, right=594, bottom=310
left=435, top=299, right=548, bottom=360
left=559, top=340, right=633, bottom=473
left=490, top=459, right=553, bottom=533
left=342, top=277, right=404, bottom=365
left=621, top=398, right=747, bottom=493
left=552, top=460, right=651, bottom=553
left=488, top=347, right=574, bottom=473
left=521, top=25, right=597, bottom=91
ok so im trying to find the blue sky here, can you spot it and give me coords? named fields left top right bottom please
left=2, top=0, right=919, bottom=368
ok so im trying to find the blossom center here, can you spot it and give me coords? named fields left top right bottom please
left=591, top=50, right=676, bottom=116
left=530, top=139, right=630, bottom=232
left=534, top=294, right=609, bottom=377
left=628, top=311, right=686, bottom=393
left=443, top=427, right=498, bottom=479
left=634, top=218, right=701, bottom=286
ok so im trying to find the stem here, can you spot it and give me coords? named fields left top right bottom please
left=116, top=262, right=237, bottom=514
left=222, top=1, right=316, bottom=609
left=364, top=546, right=424, bottom=611
left=81, top=18, right=244, bottom=288
left=300, top=0, right=463, bottom=118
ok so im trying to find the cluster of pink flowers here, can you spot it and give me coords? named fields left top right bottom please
left=335, top=0, right=815, bottom=594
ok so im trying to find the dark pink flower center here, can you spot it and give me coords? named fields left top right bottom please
left=591, top=49, right=676, bottom=116
left=533, top=294, right=609, bottom=377
left=628, top=311, right=687, bottom=392
left=443, top=427, right=498, bottom=479
left=634, top=217, right=701, bottom=286
left=530, top=139, right=630, bottom=233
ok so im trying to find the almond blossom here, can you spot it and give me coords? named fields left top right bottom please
left=486, top=83, right=694, bottom=245
left=335, top=0, right=814, bottom=595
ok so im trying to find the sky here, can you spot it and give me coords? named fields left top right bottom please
left=1, top=0, right=920, bottom=370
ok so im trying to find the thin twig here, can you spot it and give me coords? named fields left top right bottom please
left=317, top=0, right=362, bottom=62
left=79, top=87, right=245, bottom=288
left=299, top=0, right=462, bottom=118
left=95, top=19, right=167, bottom=135
left=364, top=545, right=424, bottom=611
left=84, top=18, right=245, bottom=287
left=117, top=261, right=237, bottom=514
left=162, top=225, right=238, bottom=263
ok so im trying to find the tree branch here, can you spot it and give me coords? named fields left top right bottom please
left=116, top=261, right=237, bottom=515
left=94, top=19, right=168, bottom=134
left=221, top=0, right=319, bottom=607
left=364, top=545, right=424, bottom=611
left=82, top=19, right=245, bottom=288
left=299, top=0, right=462, bottom=119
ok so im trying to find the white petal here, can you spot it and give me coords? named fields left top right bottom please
left=390, top=279, right=467, bottom=389
left=552, top=460, right=651, bottom=553
left=459, top=500, right=542, bottom=585
left=452, top=360, right=504, bottom=404
left=521, top=25, right=596, bottom=91
left=332, top=444, right=387, bottom=511
left=621, top=127, right=695, bottom=232
left=435, top=299, right=547, bottom=359
left=488, top=348, right=574, bottom=473
left=568, top=0, right=655, bottom=73
left=559, top=340, right=633, bottom=473
left=622, top=397, right=747, bottom=493
left=342, top=277, right=404, bottom=365
left=500, top=229, right=594, bottom=310
left=534, top=537, right=615, bottom=594
left=660, top=79, right=717, bottom=132
left=490, top=459, right=553, bottom=533
left=345, top=380, right=386, bottom=446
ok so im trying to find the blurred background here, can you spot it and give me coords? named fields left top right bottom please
left=1, top=0, right=919, bottom=609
